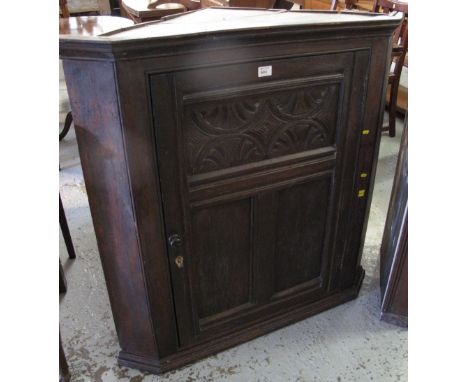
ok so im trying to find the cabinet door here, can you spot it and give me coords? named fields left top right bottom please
left=151, top=50, right=369, bottom=347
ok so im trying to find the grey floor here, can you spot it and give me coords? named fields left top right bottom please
left=59, top=68, right=407, bottom=381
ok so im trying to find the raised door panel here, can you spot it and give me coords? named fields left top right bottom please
left=191, top=199, right=253, bottom=324
left=273, top=177, right=330, bottom=295
left=151, top=50, right=369, bottom=347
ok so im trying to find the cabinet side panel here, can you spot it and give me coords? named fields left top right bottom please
left=63, top=59, right=158, bottom=358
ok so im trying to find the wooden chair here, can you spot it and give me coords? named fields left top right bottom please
left=273, top=0, right=295, bottom=9
left=380, top=112, right=408, bottom=326
left=59, top=0, right=70, bottom=18
left=59, top=259, right=68, bottom=294
left=373, top=0, right=408, bottom=137
left=373, top=0, right=396, bottom=12
left=60, top=0, right=101, bottom=18
left=57, top=1, right=76, bottom=141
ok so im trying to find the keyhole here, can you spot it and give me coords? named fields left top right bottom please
left=175, top=255, right=184, bottom=268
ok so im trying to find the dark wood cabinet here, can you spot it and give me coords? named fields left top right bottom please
left=60, top=8, right=402, bottom=373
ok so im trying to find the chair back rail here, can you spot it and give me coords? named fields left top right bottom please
left=372, top=0, right=408, bottom=137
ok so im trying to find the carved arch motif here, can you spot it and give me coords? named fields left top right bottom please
left=185, top=83, right=339, bottom=175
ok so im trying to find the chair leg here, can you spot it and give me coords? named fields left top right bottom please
left=59, top=259, right=67, bottom=294
left=59, top=195, right=76, bottom=259
left=59, top=331, right=71, bottom=382
left=59, top=112, right=73, bottom=141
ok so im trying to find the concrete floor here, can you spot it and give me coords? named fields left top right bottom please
left=59, top=68, right=407, bottom=381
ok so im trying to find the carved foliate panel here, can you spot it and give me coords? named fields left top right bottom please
left=184, top=83, right=340, bottom=175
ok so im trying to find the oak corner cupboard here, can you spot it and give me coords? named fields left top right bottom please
left=59, top=8, right=403, bottom=374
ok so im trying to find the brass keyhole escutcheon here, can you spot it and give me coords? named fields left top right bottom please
left=175, top=255, right=184, bottom=268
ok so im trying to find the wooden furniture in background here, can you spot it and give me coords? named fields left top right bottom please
left=60, top=195, right=76, bottom=261
left=120, top=0, right=200, bottom=22
left=60, top=0, right=111, bottom=15
left=148, top=0, right=186, bottom=16
left=59, top=15, right=134, bottom=36
left=59, top=0, right=72, bottom=140
left=59, top=332, right=70, bottom=382
left=344, top=0, right=374, bottom=11
left=337, top=0, right=408, bottom=134
left=291, top=0, right=389, bottom=10
left=380, top=114, right=407, bottom=327
left=200, top=0, right=275, bottom=8
left=59, top=194, right=76, bottom=294
left=59, top=112, right=73, bottom=141
left=298, top=0, right=338, bottom=10
left=98, top=0, right=113, bottom=13
left=109, top=0, right=121, bottom=14
left=386, top=75, right=407, bottom=115
left=60, top=8, right=402, bottom=373
left=232, top=0, right=275, bottom=6
left=372, top=0, right=408, bottom=137
left=373, top=0, right=395, bottom=12
left=59, top=260, right=68, bottom=294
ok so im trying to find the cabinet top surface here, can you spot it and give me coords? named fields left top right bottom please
left=60, top=8, right=403, bottom=42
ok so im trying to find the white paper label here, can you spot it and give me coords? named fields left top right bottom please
left=258, top=66, right=272, bottom=77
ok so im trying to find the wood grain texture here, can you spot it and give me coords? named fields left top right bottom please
left=184, top=82, right=339, bottom=175
left=201, top=0, right=276, bottom=8
left=191, top=199, right=253, bottom=321
left=273, top=178, right=330, bottom=292
left=62, top=59, right=159, bottom=358
left=120, top=0, right=199, bottom=22
left=59, top=16, right=133, bottom=36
